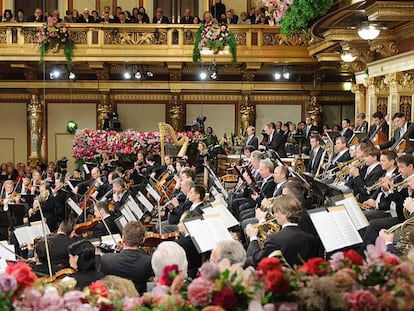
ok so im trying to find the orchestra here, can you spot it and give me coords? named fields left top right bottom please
left=3, top=110, right=414, bottom=293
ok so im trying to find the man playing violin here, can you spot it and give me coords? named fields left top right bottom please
left=28, top=182, right=57, bottom=231
left=92, top=201, right=120, bottom=239
left=73, top=167, right=104, bottom=196
left=15, top=174, right=35, bottom=195
left=49, top=220, right=79, bottom=268
left=112, top=177, right=131, bottom=216
left=1, top=180, right=21, bottom=209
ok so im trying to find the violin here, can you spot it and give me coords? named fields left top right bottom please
left=39, top=268, right=76, bottom=284
left=79, top=184, right=96, bottom=210
left=74, top=217, right=101, bottom=235
left=142, top=232, right=180, bottom=248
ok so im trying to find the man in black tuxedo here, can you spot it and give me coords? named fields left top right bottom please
left=348, top=147, right=384, bottom=203
left=243, top=126, right=259, bottom=151
left=328, top=136, right=351, bottom=170
left=307, top=135, right=325, bottom=176
left=340, top=118, right=354, bottom=141
left=354, top=113, right=369, bottom=133
left=101, top=221, right=153, bottom=294
left=304, top=117, right=318, bottom=140
left=260, top=123, right=287, bottom=157
left=153, top=8, right=170, bottom=24
left=112, top=177, right=132, bottom=216
left=368, top=111, right=389, bottom=141
left=100, top=221, right=153, bottom=294
left=180, top=8, right=193, bottom=24
left=246, top=195, right=317, bottom=267
left=92, top=201, right=120, bottom=239
left=49, top=220, right=79, bottom=268
left=379, top=112, right=414, bottom=153
left=187, top=185, right=207, bottom=216
left=224, top=9, right=238, bottom=24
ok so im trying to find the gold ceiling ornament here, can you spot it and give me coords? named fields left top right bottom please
left=341, top=61, right=366, bottom=74
left=369, top=40, right=399, bottom=58
left=351, top=84, right=366, bottom=94
left=398, top=72, right=414, bottom=89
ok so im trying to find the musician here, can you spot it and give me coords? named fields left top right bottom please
left=92, top=200, right=120, bottom=239
left=304, top=117, right=318, bottom=139
left=243, top=126, right=259, bottom=151
left=143, top=154, right=160, bottom=179
left=194, top=142, right=208, bottom=175
left=187, top=185, right=206, bottom=216
left=49, top=220, right=79, bottom=268
left=42, top=165, right=55, bottom=183
left=379, top=112, right=414, bottom=153
left=340, top=118, right=353, bottom=141
left=1, top=180, right=21, bottom=207
left=328, top=136, right=351, bottom=169
left=69, top=240, right=104, bottom=289
left=99, top=151, right=118, bottom=174
left=175, top=210, right=203, bottom=278
left=52, top=176, right=68, bottom=223
left=112, top=177, right=131, bottom=215
left=354, top=113, right=369, bottom=133
left=348, top=147, right=383, bottom=203
left=245, top=195, right=317, bottom=267
left=72, top=169, right=84, bottom=181
left=99, top=221, right=153, bottom=294
left=306, top=135, right=324, bottom=176
left=363, top=151, right=399, bottom=220
left=31, top=170, right=42, bottom=195
left=260, top=123, right=287, bottom=157
left=30, top=240, right=60, bottom=277
left=73, top=167, right=103, bottom=196
left=156, top=155, right=176, bottom=187
left=368, top=111, right=389, bottom=140
left=28, top=182, right=57, bottom=231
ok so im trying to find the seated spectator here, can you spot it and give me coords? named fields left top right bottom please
left=101, top=275, right=139, bottom=300
left=78, top=8, right=92, bottom=23
left=136, top=12, right=146, bottom=24
left=16, top=9, right=27, bottom=22
left=238, top=12, right=251, bottom=24
left=101, top=11, right=114, bottom=23
left=225, top=9, right=238, bottom=24
left=153, top=8, right=169, bottom=24
left=202, top=11, right=213, bottom=25
left=193, top=16, right=200, bottom=24
left=180, top=8, right=193, bottom=24
left=210, top=240, right=246, bottom=265
left=124, top=11, right=132, bottom=23
left=72, top=9, right=79, bottom=21
left=90, top=10, right=100, bottom=23
left=64, top=10, right=77, bottom=23
left=30, top=240, right=60, bottom=277
left=151, top=241, right=188, bottom=279
left=51, top=10, right=62, bottom=22
left=30, top=8, right=44, bottom=22
left=2, top=9, right=14, bottom=22
left=102, top=6, right=114, bottom=19
left=138, top=7, right=150, bottom=23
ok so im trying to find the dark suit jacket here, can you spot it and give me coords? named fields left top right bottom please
left=210, top=3, right=226, bottom=19
left=307, top=147, right=324, bottom=175
left=341, top=128, right=354, bottom=141
left=49, top=233, right=79, bottom=267
left=246, top=226, right=317, bottom=267
left=100, top=248, right=153, bottom=294
left=92, top=214, right=120, bottom=238
left=305, top=125, right=318, bottom=139
left=263, top=131, right=287, bottom=157
left=114, top=189, right=132, bottom=215
left=153, top=16, right=170, bottom=24
left=244, top=135, right=259, bottom=150
left=176, top=236, right=202, bottom=278
left=380, top=122, right=414, bottom=152
left=329, top=150, right=351, bottom=170
left=354, top=121, right=369, bottom=133
left=368, top=122, right=389, bottom=140
left=350, top=163, right=384, bottom=203
left=180, top=15, right=194, bottom=24
left=73, top=270, right=104, bottom=289
left=168, top=195, right=191, bottom=225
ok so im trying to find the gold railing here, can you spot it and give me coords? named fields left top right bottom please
left=0, top=23, right=312, bottom=63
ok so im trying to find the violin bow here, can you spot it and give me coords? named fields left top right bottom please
left=37, top=202, right=53, bottom=278
left=93, top=201, right=117, bottom=246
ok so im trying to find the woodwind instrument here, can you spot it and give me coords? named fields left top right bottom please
left=232, top=163, right=264, bottom=199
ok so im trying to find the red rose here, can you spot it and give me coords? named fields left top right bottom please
left=212, top=288, right=238, bottom=311
left=298, top=258, right=330, bottom=276
left=343, top=249, right=364, bottom=266
left=158, top=264, right=180, bottom=286
left=257, top=257, right=282, bottom=274
left=5, top=262, right=37, bottom=288
left=89, top=280, right=109, bottom=298
left=384, top=255, right=399, bottom=266
left=265, top=270, right=289, bottom=294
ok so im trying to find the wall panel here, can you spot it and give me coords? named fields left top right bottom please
left=73, top=0, right=95, bottom=11
left=0, top=102, right=27, bottom=165
left=117, top=103, right=165, bottom=132
left=186, top=104, right=235, bottom=138
left=256, top=104, right=302, bottom=134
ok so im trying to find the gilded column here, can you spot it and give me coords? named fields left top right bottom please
left=97, top=93, right=113, bottom=130
left=167, top=94, right=185, bottom=131
left=307, top=95, right=322, bottom=127
left=27, top=94, right=44, bottom=167
left=239, top=94, right=255, bottom=135
left=351, top=84, right=367, bottom=120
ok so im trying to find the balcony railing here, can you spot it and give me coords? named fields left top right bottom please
left=0, top=23, right=312, bottom=63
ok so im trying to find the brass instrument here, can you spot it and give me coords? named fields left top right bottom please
left=333, top=157, right=364, bottom=185
left=252, top=218, right=280, bottom=248
left=387, top=216, right=414, bottom=255
left=292, top=154, right=305, bottom=175
left=389, top=179, right=408, bottom=193
left=365, top=173, right=402, bottom=194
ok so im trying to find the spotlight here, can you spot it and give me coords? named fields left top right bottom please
left=124, top=71, right=132, bottom=79
left=283, top=71, right=290, bottom=79
left=274, top=72, right=281, bottom=80
left=199, top=71, right=208, bottom=80
left=146, top=71, right=154, bottom=78
left=134, top=71, right=142, bottom=80
left=68, top=71, right=76, bottom=80
left=358, top=22, right=380, bottom=40
left=340, top=51, right=357, bottom=62
left=50, top=69, right=61, bottom=80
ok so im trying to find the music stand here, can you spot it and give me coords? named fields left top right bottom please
left=7, top=204, right=26, bottom=227
left=311, top=179, right=344, bottom=207
left=20, top=194, right=35, bottom=208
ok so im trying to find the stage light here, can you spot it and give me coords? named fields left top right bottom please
left=282, top=71, right=290, bottom=79
left=146, top=71, right=154, bottom=78
left=340, top=51, right=357, bottom=62
left=135, top=71, right=142, bottom=80
left=68, top=71, right=76, bottom=80
left=123, top=71, right=132, bottom=79
left=50, top=69, right=61, bottom=80
left=67, top=120, right=78, bottom=133
left=199, top=71, right=208, bottom=80
left=358, top=22, right=380, bottom=40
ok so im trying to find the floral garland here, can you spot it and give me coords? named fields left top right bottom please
left=1, top=237, right=414, bottom=310
left=193, top=23, right=237, bottom=64
left=38, top=17, right=73, bottom=66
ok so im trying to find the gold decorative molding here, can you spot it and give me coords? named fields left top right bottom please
left=341, top=61, right=366, bottom=74
left=167, top=95, right=185, bottom=131
left=370, top=40, right=399, bottom=58
left=366, top=1, right=414, bottom=21
left=104, top=29, right=168, bottom=45
left=97, top=93, right=113, bottom=130
left=27, top=94, right=44, bottom=166
left=239, top=94, right=255, bottom=134
left=351, top=84, right=366, bottom=94
left=112, top=94, right=170, bottom=101
left=398, top=72, right=414, bottom=89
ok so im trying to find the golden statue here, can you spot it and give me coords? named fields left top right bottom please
left=28, top=94, right=44, bottom=166
left=97, top=93, right=113, bottom=130
left=168, top=95, right=184, bottom=131
left=308, top=96, right=322, bottom=127
left=239, top=94, right=255, bottom=135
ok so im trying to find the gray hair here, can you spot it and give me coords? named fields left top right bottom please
left=251, top=150, right=264, bottom=163
left=215, top=240, right=246, bottom=265
left=151, top=241, right=188, bottom=278
left=260, top=158, right=274, bottom=173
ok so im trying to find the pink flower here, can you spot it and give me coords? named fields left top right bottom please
left=37, top=287, right=64, bottom=310
left=187, top=277, right=214, bottom=306
left=343, top=290, right=381, bottom=311
left=199, top=262, right=220, bottom=280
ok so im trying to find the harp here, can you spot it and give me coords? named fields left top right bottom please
left=159, top=122, right=189, bottom=165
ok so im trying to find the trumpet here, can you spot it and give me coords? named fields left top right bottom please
left=365, top=173, right=402, bottom=194
left=333, top=157, right=364, bottom=184
left=390, top=179, right=408, bottom=193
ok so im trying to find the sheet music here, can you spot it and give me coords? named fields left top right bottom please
left=136, top=191, right=154, bottom=212
left=116, top=216, right=128, bottom=229
left=101, top=234, right=122, bottom=247
left=67, top=180, right=75, bottom=191
left=203, top=202, right=238, bottom=228
left=333, top=194, right=369, bottom=230
left=0, top=241, right=16, bottom=261
left=67, top=198, right=83, bottom=216
left=14, top=226, right=32, bottom=246
left=120, top=206, right=137, bottom=222
left=309, top=206, right=362, bottom=253
left=30, top=221, right=50, bottom=237
left=146, top=184, right=161, bottom=202
left=125, top=197, right=144, bottom=220
left=83, top=164, right=90, bottom=174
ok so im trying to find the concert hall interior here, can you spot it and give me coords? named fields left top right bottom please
left=0, top=0, right=414, bottom=309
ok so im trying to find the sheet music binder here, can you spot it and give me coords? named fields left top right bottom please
left=308, top=205, right=363, bottom=253
left=331, top=193, right=369, bottom=230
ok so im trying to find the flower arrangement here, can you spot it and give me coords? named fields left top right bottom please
left=193, top=23, right=237, bottom=64
left=38, top=17, right=73, bottom=66
left=2, top=237, right=414, bottom=311
left=219, top=133, right=244, bottom=155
